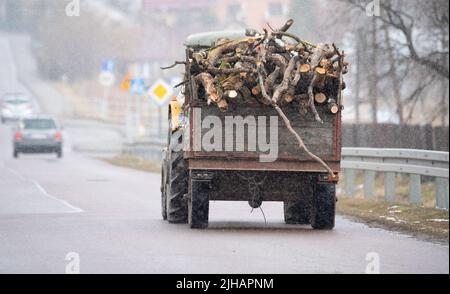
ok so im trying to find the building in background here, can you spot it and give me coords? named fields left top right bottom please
left=214, top=0, right=290, bottom=29
left=134, top=0, right=291, bottom=76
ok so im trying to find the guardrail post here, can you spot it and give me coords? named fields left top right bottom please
left=409, top=174, right=421, bottom=204
left=436, top=178, right=449, bottom=209
left=384, top=172, right=396, bottom=202
left=364, top=171, right=376, bottom=199
left=344, top=169, right=356, bottom=197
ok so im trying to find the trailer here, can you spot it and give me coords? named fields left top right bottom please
left=161, top=29, right=343, bottom=229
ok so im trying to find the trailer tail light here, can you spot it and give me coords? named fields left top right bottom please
left=318, top=173, right=339, bottom=183
left=15, top=131, right=23, bottom=141
left=54, top=132, right=62, bottom=141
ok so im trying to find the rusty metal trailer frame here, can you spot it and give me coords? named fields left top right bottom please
left=181, top=42, right=342, bottom=203
left=183, top=103, right=342, bottom=174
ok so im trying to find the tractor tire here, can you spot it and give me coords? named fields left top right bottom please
left=166, top=149, right=188, bottom=223
left=160, top=164, right=167, bottom=220
left=311, top=181, right=336, bottom=230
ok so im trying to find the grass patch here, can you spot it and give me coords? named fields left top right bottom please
left=337, top=198, right=449, bottom=243
left=102, top=154, right=160, bottom=173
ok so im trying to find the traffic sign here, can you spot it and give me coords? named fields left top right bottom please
left=98, top=71, right=115, bottom=87
left=130, top=63, right=141, bottom=79
left=148, top=79, right=173, bottom=106
left=120, top=73, right=132, bottom=92
left=102, top=59, right=115, bottom=72
left=130, top=79, right=146, bottom=95
left=142, top=63, right=151, bottom=79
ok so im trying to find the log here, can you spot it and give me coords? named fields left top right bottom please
left=309, top=44, right=326, bottom=69
left=314, top=92, right=327, bottom=104
left=307, top=72, right=323, bottom=123
left=315, top=67, right=327, bottom=88
left=291, top=61, right=302, bottom=86
left=267, top=54, right=287, bottom=73
left=278, top=19, right=294, bottom=32
left=299, top=64, right=311, bottom=73
left=207, top=38, right=256, bottom=66
left=264, top=66, right=281, bottom=93
left=217, top=99, right=229, bottom=112
left=225, top=90, right=239, bottom=99
left=239, top=86, right=255, bottom=103
left=283, top=93, right=295, bottom=103
left=298, top=96, right=309, bottom=115
left=221, top=75, right=244, bottom=91
left=205, top=65, right=256, bottom=75
left=272, top=56, right=299, bottom=103
left=306, top=46, right=330, bottom=123
left=195, top=73, right=221, bottom=103
left=319, top=58, right=332, bottom=69
left=251, top=86, right=261, bottom=96
left=328, top=98, right=339, bottom=114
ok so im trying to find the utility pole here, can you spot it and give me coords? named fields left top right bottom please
left=354, top=29, right=363, bottom=124
left=370, top=17, right=379, bottom=125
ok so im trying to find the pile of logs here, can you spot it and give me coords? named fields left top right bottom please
left=164, top=19, right=348, bottom=178
left=188, top=19, right=348, bottom=124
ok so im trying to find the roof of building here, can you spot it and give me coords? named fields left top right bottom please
left=144, top=0, right=212, bottom=9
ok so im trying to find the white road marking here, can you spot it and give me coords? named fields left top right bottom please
left=5, top=167, right=84, bottom=213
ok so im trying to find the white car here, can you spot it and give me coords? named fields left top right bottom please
left=1, top=93, right=35, bottom=123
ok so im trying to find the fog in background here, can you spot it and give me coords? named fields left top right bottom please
left=0, top=0, right=448, bottom=147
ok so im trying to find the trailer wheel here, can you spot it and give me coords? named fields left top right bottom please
left=311, top=181, right=336, bottom=230
left=284, top=177, right=313, bottom=224
left=284, top=200, right=311, bottom=224
left=166, top=149, right=188, bottom=223
left=188, top=178, right=210, bottom=229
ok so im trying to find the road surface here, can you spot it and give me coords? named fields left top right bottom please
left=0, top=34, right=448, bottom=274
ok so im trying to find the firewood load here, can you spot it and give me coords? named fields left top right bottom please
left=163, top=19, right=349, bottom=179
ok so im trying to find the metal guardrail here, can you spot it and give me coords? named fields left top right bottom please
left=122, top=139, right=166, bottom=162
left=123, top=142, right=449, bottom=209
left=341, top=148, right=449, bottom=209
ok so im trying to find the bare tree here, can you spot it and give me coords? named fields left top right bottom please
left=343, top=0, right=449, bottom=79
left=321, top=0, right=449, bottom=126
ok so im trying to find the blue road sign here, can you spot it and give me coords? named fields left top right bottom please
left=130, top=79, right=146, bottom=95
left=102, top=60, right=115, bottom=72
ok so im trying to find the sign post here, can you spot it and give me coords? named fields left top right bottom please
left=148, top=79, right=173, bottom=138
left=98, top=61, right=115, bottom=121
left=130, top=78, right=146, bottom=136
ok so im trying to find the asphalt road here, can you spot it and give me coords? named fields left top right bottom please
left=0, top=34, right=448, bottom=274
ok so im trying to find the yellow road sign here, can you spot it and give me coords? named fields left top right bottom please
left=153, top=84, right=168, bottom=99
left=148, top=79, right=173, bottom=106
